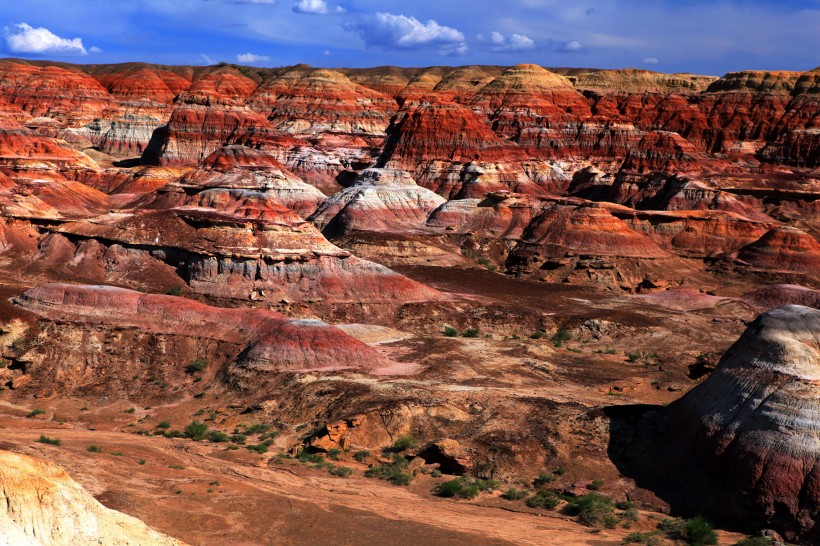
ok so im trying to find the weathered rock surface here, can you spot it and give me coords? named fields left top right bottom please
left=0, top=450, right=185, bottom=546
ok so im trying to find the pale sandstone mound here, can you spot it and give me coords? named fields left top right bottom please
left=13, top=284, right=395, bottom=394
left=309, top=167, right=445, bottom=235
left=656, top=305, right=820, bottom=542
left=426, top=192, right=544, bottom=240
left=571, top=69, right=716, bottom=94
left=0, top=450, right=184, bottom=546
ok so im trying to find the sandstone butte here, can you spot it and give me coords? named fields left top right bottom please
left=0, top=58, right=816, bottom=545
left=619, top=305, right=820, bottom=543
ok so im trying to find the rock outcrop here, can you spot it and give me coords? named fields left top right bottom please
left=0, top=450, right=184, bottom=545
left=629, top=305, right=820, bottom=542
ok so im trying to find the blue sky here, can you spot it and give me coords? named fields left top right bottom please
left=1, top=0, right=818, bottom=75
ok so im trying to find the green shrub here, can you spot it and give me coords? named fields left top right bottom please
left=186, top=358, right=207, bottom=374
left=327, top=448, right=342, bottom=461
left=566, top=493, right=615, bottom=527
left=626, top=351, right=643, bottom=362
left=246, top=440, right=274, bottom=454
left=462, top=328, right=480, bottom=338
left=184, top=421, right=208, bottom=441
left=502, top=488, right=529, bottom=500
left=166, top=286, right=183, bottom=296
left=391, top=435, right=417, bottom=452
left=87, top=445, right=102, bottom=453
left=529, top=331, right=545, bottom=339
left=296, top=450, right=324, bottom=464
left=125, top=407, right=136, bottom=414
left=206, top=430, right=230, bottom=443
left=443, top=325, right=458, bottom=337
left=230, top=434, right=247, bottom=444
left=430, top=469, right=442, bottom=478
left=112, top=451, right=125, bottom=456
left=552, top=329, right=572, bottom=347
left=241, top=423, right=271, bottom=435
left=534, top=472, right=556, bottom=488
left=553, top=466, right=566, bottom=475
left=588, top=479, right=604, bottom=490
left=329, top=466, right=353, bottom=477
left=138, top=459, right=146, bottom=465
left=684, top=516, right=718, bottom=546
left=353, top=449, right=370, bottom=462
left=526, top=489, right=561, bottom=509
left=168, top=464, right=184, bottom=469
left=623, top=531, right=661, bottom=545
left=437, top=478, right=479, bottom=499
left=37, top=434, right=60, bottom=446
left=27, top=408, right=45, bottom=418
left=364, top=454, right=412, bottom=486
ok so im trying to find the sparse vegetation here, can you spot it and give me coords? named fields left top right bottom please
left=87, top=445, right=102, bottom=453
left=623, top=531, right=662, bottom=545
left=390, top=435, right=417, bottom=452
left=328, top=465, right=354, bottom=477
left=534, top=472, right=556, bottom=488
left=501, top=488, right=529, bottom=500
left=436, top=477, right=498, bottom=499
left=327, top=448, right=342, bottom=461
left=353, top=449, right=370, bottom=462
left=186, top=358, right=207, bottom=374
left=565, top=493, right=616, bottom=528
left=183, top=421, right=208, bottom=441
left=526, top=489, right=561, bottom=509
left=364, top=454, right=412, bottom=486
left=168, top=464, right=185, bottom=470
left=166, top=286, right=183, bottom=296
left=125, top=407, right=136, bottom=414
left=27, top=408, right=45, bottom=418
left=37, top=434, right=61, bottom=446
left=588, top=479, right=604, bottom=490
left=731, top=538, right=772, bottom=546
left=206, top=430, right=230, bottom=443
left=658, top=517, right=717, bottom=545
left=462, top=328, right=480, bottom=338
left=156, top=420, right=171, bottom=429
left=443, top=325, right=458, bottom=337
left=552, top=329, right=572, bottom=347
left=138, top=459, right=146, bottom=465
left=529, top=331, right=545, bottom=339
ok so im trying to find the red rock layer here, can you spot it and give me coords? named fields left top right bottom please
left=737, top=227, right=820, bottom=275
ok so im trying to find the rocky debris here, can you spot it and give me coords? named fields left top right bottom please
left=0, top=450, right=185, bottom=545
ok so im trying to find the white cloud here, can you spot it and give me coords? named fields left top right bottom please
left=323, top=49, right=332, bottom=56
left=3, top=22, right=87, bottom=55
left=642, top=57, right=659, bottom=65
left=478, top=31, right=535, bottom=53
left=558, top=39, right=584, bottom=52
left=293, top=0, right=343, bottom=14
left=346, top=12, right=467, bottom=56
left=237, top=52, right=271, bottom=63
left=89, top=46, right=102, bottom=54
left=199, top=53, right=216, bottom=65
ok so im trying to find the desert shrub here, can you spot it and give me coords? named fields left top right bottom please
left=534, top=472, right=556, bottom=488
left=588, top=479, right=604, bottom=490
left=430, top=469, right=442, bottom=478
left=241, top=423, right=271, bottom=435
left=184, top=421, right=208, bottom=441
left=125, top=407, right=136, bottom=414
left=186, top=358, right=207, bottom=374
left=27, top=408, right=45, bottom=418
left=552, top=329, right=572, bottom=347
left=623, top=531, right=661, bottom=545
left=296, top=450, right=324, bottom=464
left=37, top=434, right=60, bottom=446
left=230, top=434, right=247, bottom=444
left=502, top=488, right=529, bottom=500
left=364, top=454, right=412, bottom=486
left=327, top=448, right=342, bottom=461
left=683, top=516, right=718, bottom=546
left=391, top=435, right=417, bottom=452
left=462, top=328, right=480, bottom=338
left=168, top=464, right=184, bottom=469
left=329, top=466, right=353, bottom=477
left=566, top=493, right=615, bottom=527
left=437, top=478, right=479, bottom=499
left=138, top=459, right=146, bottom=465
left=526, top=490, right=561, bottom=509
left=353, top=450, right=370, bottom=462
left=206, top=430, right=230, bottom=443
left=87, top=445, right=102, bottom=453
left=112, top=451, right=125, bottom=456
left=626, top=351, right=643, bottom=362
left=246, top=440, right=274, bottom=454
left=163, top=429, right=184, bottom=438
left=529, top=331, right=545, bottom=339
left=477, top=257, right=497, bottom=271
left=553, top=466, right=566, bottom=475
left=443, top=325, right=458, bottom=337
left=166, top=286, right=183, bottom=296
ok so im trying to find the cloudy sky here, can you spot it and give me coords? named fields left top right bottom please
left=1, top=0, right=817, bottom=75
